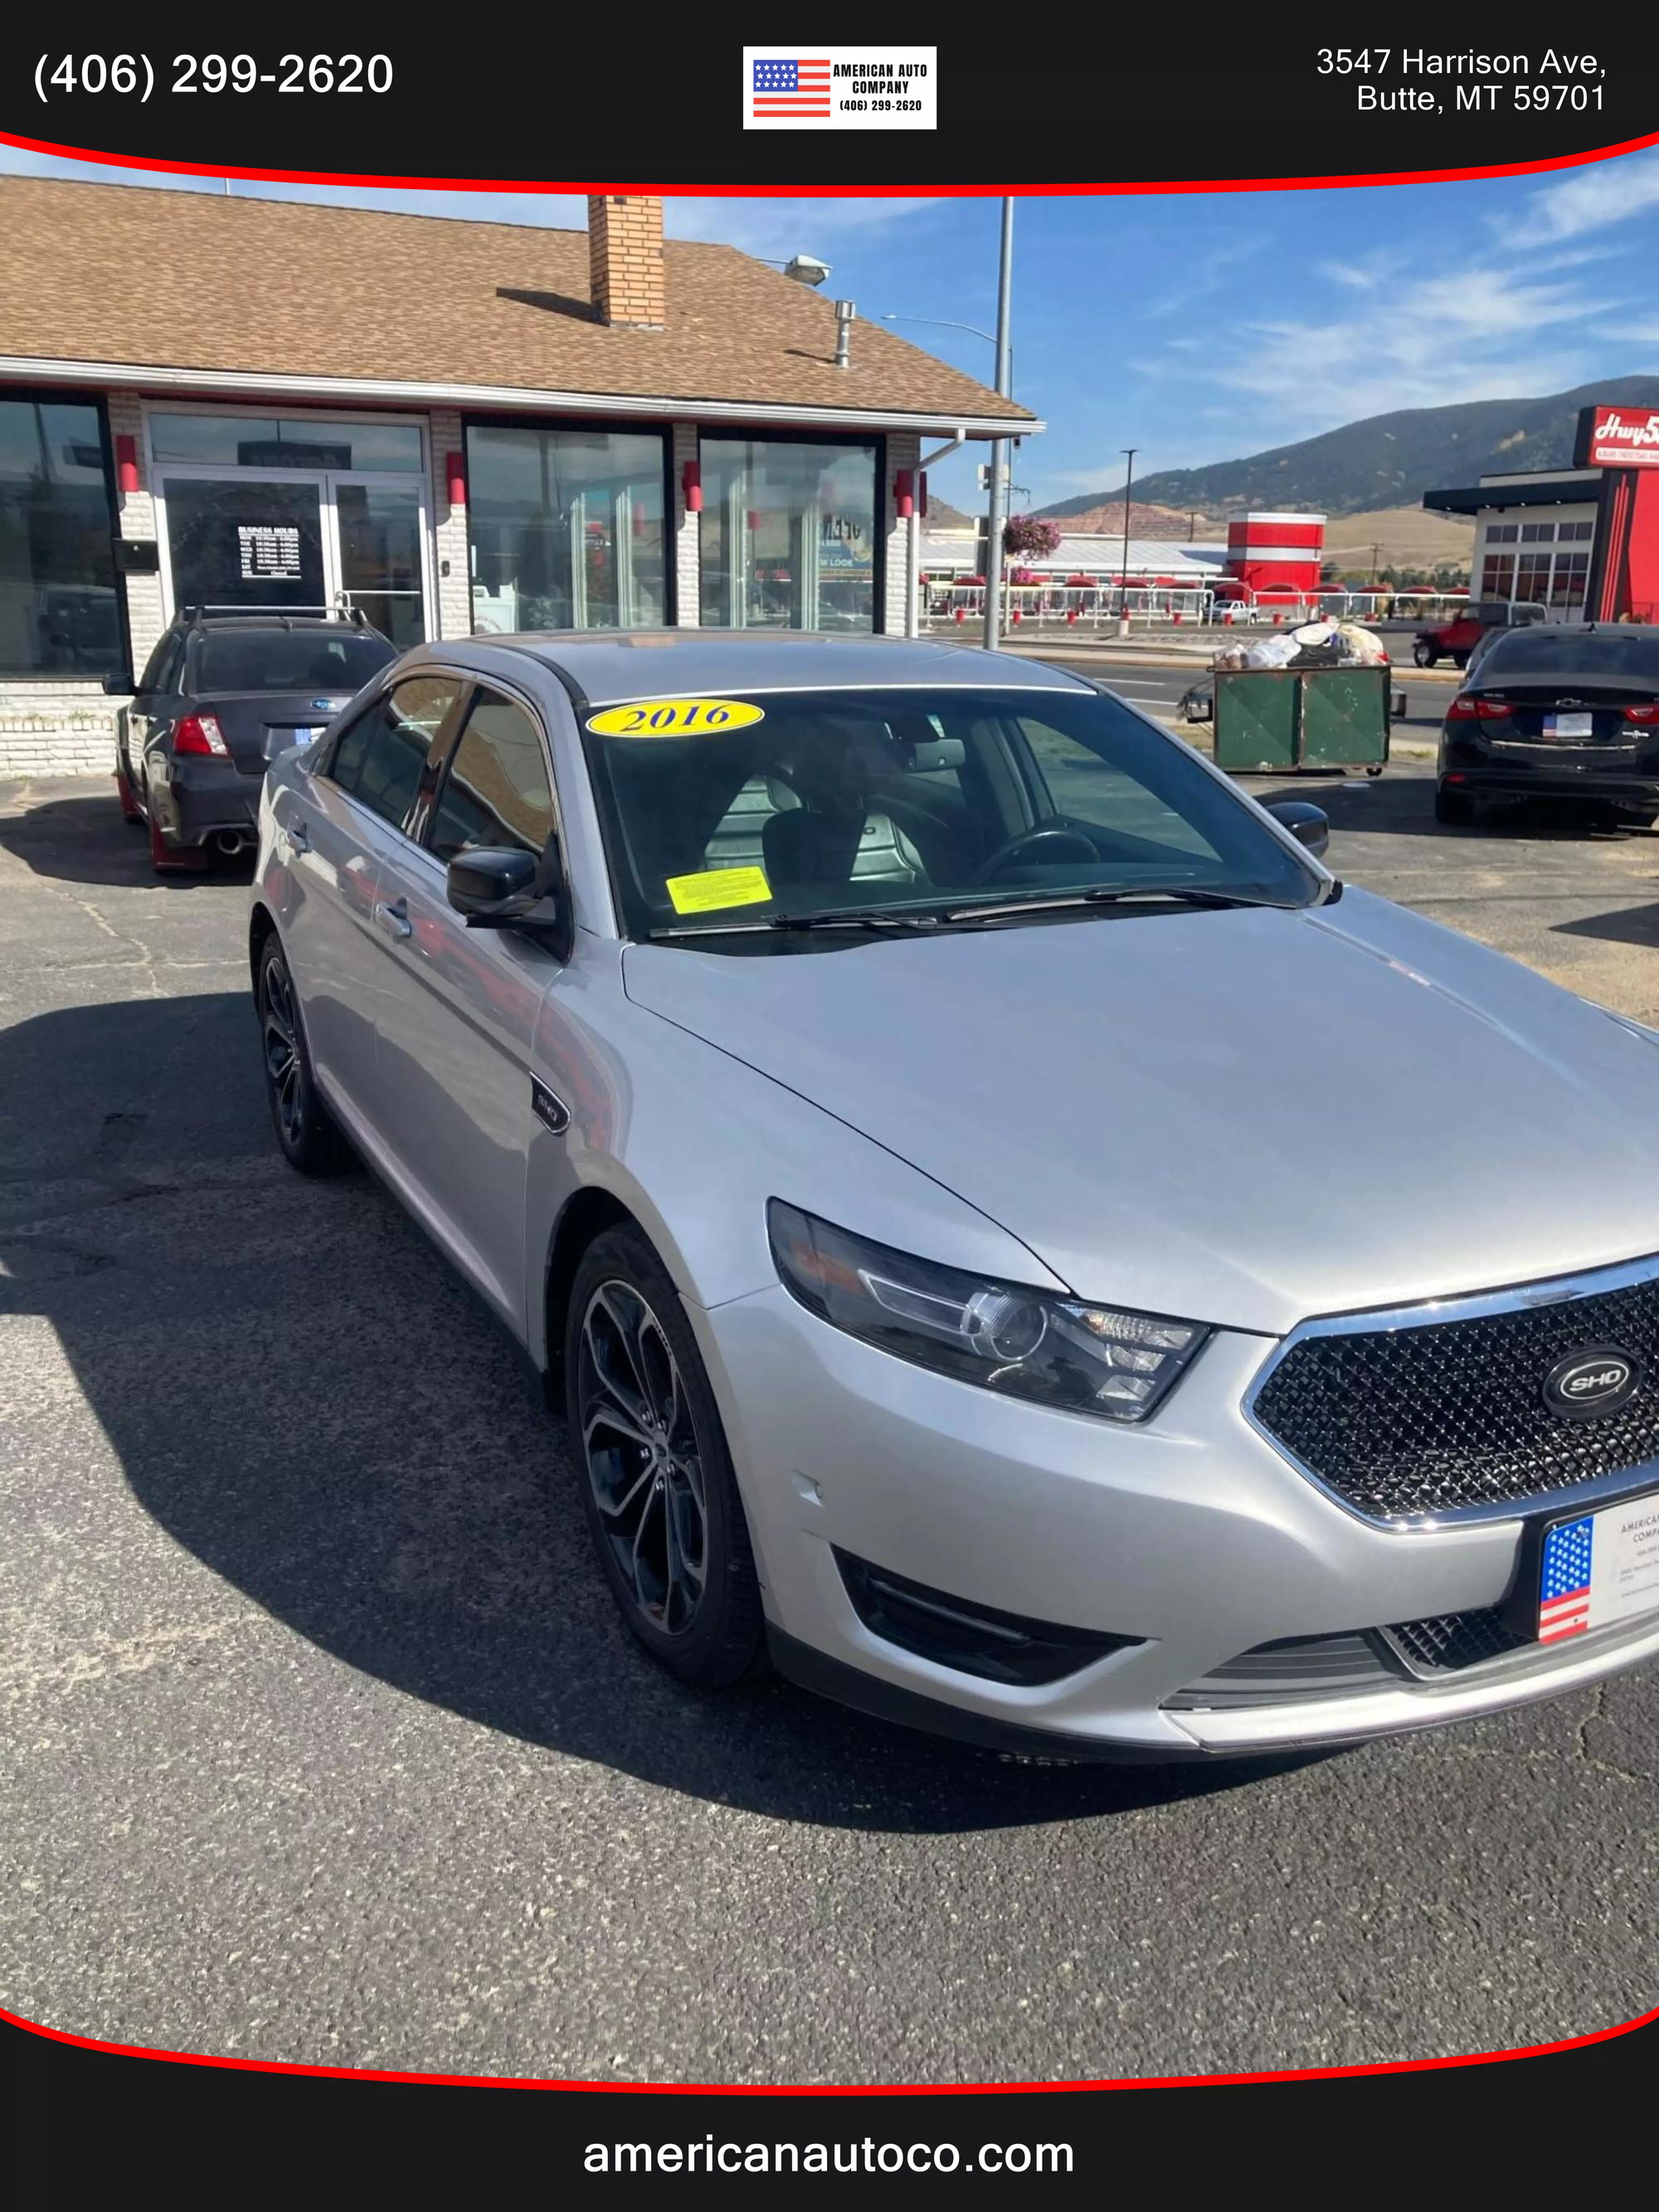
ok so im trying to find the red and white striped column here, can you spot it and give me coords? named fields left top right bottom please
left=1225, top=513, right=1326, bottom=600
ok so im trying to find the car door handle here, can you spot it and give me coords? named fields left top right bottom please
left=374, top=897, right=413, bottom=940
left=288, top=819, right=310, bottom=853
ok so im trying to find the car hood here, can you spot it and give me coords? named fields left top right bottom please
left=622, top=889, right=1659, bottom=1334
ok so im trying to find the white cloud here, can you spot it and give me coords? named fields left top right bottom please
left=1499, top=147, right=1659, bottom=244
left=1168, top=260, right=1624, bottom=445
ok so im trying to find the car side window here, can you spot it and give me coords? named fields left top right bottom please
left=139, top=634, right=181, bottom=694
left=328, top=676, right=465, bottom=835
left=427, top=690, right=557, bottom=863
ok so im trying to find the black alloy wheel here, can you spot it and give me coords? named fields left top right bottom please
left=257, top=938, right=352, bottom=1174
left=567, top=1225, right=763, bottom=1689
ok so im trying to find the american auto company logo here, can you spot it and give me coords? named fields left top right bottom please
left=1542, top=1346, right=1643, bottom=1421
left=1588, top=409, right=1659, bottom=466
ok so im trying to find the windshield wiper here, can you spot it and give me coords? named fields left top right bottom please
left=939, top=886, right=1300, bottom=923
left=649, top=907, right=947, bottom=941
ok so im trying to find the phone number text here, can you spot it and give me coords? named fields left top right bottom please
left=34, top=54, right=393, bottom=101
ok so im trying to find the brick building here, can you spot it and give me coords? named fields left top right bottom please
left=0, top=179, right=1036, bottom=777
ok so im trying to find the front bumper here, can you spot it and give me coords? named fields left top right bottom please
left=692, top=1285, right=1659, bottom=1757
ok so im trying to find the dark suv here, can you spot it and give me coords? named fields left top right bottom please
left=109, top=606, right=397, bottom=874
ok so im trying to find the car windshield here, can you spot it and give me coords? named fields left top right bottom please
left=1478, top=629, right=1659, bottom=681
left=192, top=630, right=396, bottom=693
left=580, top=685, right=1321, bottom=940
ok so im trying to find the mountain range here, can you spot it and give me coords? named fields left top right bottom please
left=1035, top=377, right=1659, bottom=523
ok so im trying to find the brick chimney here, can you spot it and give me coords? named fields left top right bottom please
left=587, top=195, right=665, bottom=328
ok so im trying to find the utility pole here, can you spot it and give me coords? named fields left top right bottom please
left=982, top=197, right=1014, bottom=652
left=1117, top=449, right=1138, bottom=638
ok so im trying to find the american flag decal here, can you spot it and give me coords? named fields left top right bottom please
left=752, top=58, right=833, bottom=117
left=1538, top=1514, right=1594, bottom=1642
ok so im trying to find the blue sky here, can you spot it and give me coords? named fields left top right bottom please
left=6, top=145, right=1659, bottom=513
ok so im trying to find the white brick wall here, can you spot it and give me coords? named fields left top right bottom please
left=883, top=431, right=922, bottom=637
left=672, top=422, right=700, bottom=625
left=0, top=690, right=114, bottom=782
left=428, top=407, right=472, bottom=639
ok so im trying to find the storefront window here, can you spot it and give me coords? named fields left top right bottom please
left=151, top=414, right=424, bottom=472
left=699, top=436, right=879, bottom=630
left=1480, top=553, right=1517, bottom=599
left=465, top=425, right=666, bottom=632
left=0, top=395, right=124, bottom=678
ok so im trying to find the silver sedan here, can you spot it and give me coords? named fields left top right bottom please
left=249, top=632, right=1659, bottom=1760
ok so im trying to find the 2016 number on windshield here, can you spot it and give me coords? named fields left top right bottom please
left=586, top=698, right=766, bottom=738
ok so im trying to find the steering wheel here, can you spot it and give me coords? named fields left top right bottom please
left=970, top=820, right=1100, bottom=887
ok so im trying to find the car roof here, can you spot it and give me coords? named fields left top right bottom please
left=176, top=613, right=379, bottom=633
left=459, top=630, right=1097, bottom=707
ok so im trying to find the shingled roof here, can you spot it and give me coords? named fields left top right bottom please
left=0, top=177, right=1035, bottom=432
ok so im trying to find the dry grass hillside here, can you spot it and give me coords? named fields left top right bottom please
left=1322, top=506, right=1475, bottom=576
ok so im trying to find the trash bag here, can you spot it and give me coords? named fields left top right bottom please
left=1332, top=621, right=1388, bottom=665
left=1242, top=633, right=1299, bottom=669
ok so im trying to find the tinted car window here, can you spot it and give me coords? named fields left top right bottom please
left=138, top=634, right=182, bottom=693
left=1479, top=629, right=1659, bottom=680
left=192, top=630, right=396, bottom=693
left=330, top=676, right=463, bottom=834
left=429, top=693, right=556, bottom=863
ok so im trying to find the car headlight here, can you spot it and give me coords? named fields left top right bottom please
left=768, top=1201, right=1210, bottom=1423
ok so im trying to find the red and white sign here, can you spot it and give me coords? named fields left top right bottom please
left=1584, top=407, right=1659, bottom=468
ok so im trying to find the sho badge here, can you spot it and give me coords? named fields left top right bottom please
left=1542, top=1347, right=1642, bottom=1421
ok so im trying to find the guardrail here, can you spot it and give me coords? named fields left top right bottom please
left=922, top=584, right=1478, bottom=632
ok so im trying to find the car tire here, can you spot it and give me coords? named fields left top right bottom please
left=1452, top=650, right=1470, bottom=670
left=1434, top=785, right=1477, bottom=826
left=1413, top=643, right=1436, bottom=668
left=567, top=1223, right=765, bottom=1691
left=256, top=936, right=353, bottom=1175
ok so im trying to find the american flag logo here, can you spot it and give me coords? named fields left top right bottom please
left=1539, top=1514, right=1595, bottom=1642
left=752, top=58, right=832, bottom=118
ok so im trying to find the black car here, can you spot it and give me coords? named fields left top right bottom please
left=1435, top=622, right=1659, bottom=826
left=109, top=606, right=397, bottom=874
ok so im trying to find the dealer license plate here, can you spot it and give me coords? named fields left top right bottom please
left=1537, top=1490, right=1659, bottom=1643
left=290, top=727, right=319, bottom=746
left=1545, top=712, right=1594, bottom=739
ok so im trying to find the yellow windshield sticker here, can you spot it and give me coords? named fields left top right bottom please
left=665, top=865, right=773, bottom=916
left=586, top=698, right=766, bottom=738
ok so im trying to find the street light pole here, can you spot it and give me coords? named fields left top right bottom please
left=983, top=197, right=1014, bottom=653
left=1117, top=449, right=1138, bottom=638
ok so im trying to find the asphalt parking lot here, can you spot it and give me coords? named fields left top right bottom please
left=2, top=757, right=1657, bottom=2086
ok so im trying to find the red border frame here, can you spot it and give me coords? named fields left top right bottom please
left=4, top=114, right=1656, bottom=2107
left=4, top=2000, right=1655, bottom=2092
left=4, top=125, right=1659, bottom=195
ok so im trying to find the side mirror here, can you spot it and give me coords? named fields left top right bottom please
left=1262, top=798, right=1330, bottom=858
left=447, top=847, right=542, bottom=925
left=101, top=672, right=132, bottom=696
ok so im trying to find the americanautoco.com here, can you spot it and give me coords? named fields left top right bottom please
left=582, top=2137, right=1074, bottom=2176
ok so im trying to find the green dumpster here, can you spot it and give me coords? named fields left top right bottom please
left=1213, top=664, right=1390, bottom=776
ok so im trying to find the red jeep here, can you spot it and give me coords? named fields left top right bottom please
left=1413, top=599, right=1545, bottom=668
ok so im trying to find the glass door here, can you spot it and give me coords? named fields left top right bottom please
left=330, top=477, right=430, bottom=648
left=162, top=475, right=327, bottom=614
